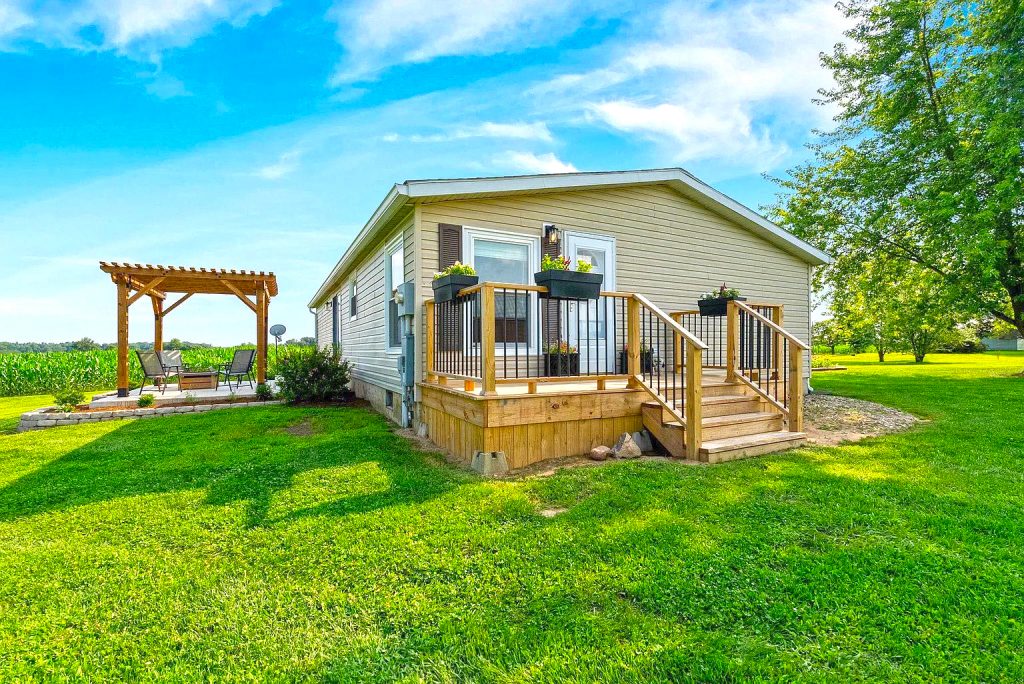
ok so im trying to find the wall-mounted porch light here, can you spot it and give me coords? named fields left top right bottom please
left=543, top=223, right=560, bottom=244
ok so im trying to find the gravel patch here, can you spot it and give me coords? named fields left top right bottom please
left=805, top=392, right=922, bottom=445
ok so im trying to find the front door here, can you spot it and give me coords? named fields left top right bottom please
left=563, top=232, right=616, bottom=374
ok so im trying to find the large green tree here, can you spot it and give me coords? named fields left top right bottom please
left=774, top=0, right=1024, bottom=334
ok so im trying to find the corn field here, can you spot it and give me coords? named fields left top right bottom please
left=0, top=346, right=306, bottom=397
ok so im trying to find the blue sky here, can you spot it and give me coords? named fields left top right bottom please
left=0, top=0, right=848, bottom=344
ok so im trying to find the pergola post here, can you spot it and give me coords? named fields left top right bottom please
left=152, top=296, right=164, bottom=352
left=116, top=276, right=130, bottom=397
left=256, top=284, right=268, bottom=385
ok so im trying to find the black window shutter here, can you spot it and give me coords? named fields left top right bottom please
left=437, top=223, right=463, bottom=352
left=331, top=295, right=340, bottom=347
left=438, top=223, right=462, bottom=269
left=541, top=233, right=561, bottom=349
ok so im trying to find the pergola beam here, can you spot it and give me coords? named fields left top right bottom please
left=127, top=277, right=166, bottom=306
left=161, top=292, right=194, bottom=317
left=223, top=280, right=258, bottom=313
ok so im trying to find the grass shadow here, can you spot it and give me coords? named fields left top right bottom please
left=0, top=405, right=467, bottom=527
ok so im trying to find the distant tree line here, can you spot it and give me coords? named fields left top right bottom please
left=811, top=316, right=1009, bottom=362
left=0, top=336, right=314, bottom=354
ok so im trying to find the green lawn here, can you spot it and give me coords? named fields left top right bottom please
left=0, top=394, right=53, bottom=434
left=0, top=354, right=1022, bottom=681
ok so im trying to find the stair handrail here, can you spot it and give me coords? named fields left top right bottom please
left=728, top=300, right=807, bottom=431
left=629, top=294, right=706, bottom=458
left=732, top=301, right=810, bottom=350
left=633, top=294, right=708, bottom=351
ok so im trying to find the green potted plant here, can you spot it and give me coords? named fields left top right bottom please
left=432, top=262, right=478, bottom=303
left=697, top=283, right=746, bottom=316
left=543, top=340, right=579, bottom=376
left=534, top=254, right=603, bottom=300
left=617, top=343, right=654, bottom=374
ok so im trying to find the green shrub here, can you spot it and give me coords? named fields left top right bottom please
left=938, top=328, right=987, bottom=354
left=254, top=384, right=274, bottom=401
left=137, top=394, right=155, bottom=408
left=276, top=347, right=351, bottom=403
left=812, top=355, right=836, bottom=369
left=433, top=261, right=477, bottom=279
left=53, top=386, right=85, bottom=412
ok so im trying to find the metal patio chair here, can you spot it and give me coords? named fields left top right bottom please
left=136, top=350, right=179, bottom=395
left=158, top=349, right=184, bottom=375
left=219, top=349, right=256, bottom=390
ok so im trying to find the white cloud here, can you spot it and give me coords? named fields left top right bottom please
left=254, top=150, right=301, bottom=180
left=590, top=100, right=787, bottom=167
left=387, top=121, right=553, bottom=144
left=0, top=2, right=33, bottom=39
left=493, top=151, right=577, bottom=174
left=143, top=72, right=192, bottom=99
left=329, top=0, right=617, bottom=83
left=0, top=0, right=277, bottom=53
left=534, top=0, right=850, bottom=168
left=473, top=122, right=552, bottom=142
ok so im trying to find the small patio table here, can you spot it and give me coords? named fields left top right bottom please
left=178, top=371, right=219, bottom=391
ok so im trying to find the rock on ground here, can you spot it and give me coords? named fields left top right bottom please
left=589, top=445, right=612, bottom=461
left=632, top=430, right=653, bottom=453
left=612, top=432, right=642, bottom=459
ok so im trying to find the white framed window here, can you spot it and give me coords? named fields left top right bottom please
left=385, top=238, right=404, bottom=352
left=348, top=281, right=357, bottom=320
left=463, top=227, right=540, bottom=354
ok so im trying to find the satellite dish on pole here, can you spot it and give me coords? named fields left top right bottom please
left=269, top=324, right=286, bottom=365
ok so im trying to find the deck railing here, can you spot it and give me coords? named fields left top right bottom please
left=727, top=300, right=807, bottom=431
left=672, top=303, right=782, bottom=369
left=425, top=289, right=807, bottom=439
left=425, top=282, right=632, bottom=392
left=425, top=282, right=709, bottom=457
left=631, top=294, right=708, bottom=458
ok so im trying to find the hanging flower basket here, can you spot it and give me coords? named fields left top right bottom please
left=432, top=263, right=478, bottom=303
left=697, top=284, right=745, bottom=317
left=534, top=253, right=602, bottom=300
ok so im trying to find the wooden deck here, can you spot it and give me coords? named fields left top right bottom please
left=419, top=380, right=645, bottom=470
left=419, top=369, right=805, bottom=469
left=422, top=284, right=808, bottom=469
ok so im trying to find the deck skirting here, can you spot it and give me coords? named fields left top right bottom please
left=418, top=383, right=645, bottom=469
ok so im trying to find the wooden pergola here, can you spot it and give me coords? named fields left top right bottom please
left=99, top=262, right=278, bottom=397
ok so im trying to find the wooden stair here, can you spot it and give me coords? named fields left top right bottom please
left=641, top=377, right=805, bottom=463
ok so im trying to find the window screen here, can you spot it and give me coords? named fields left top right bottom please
left=473, top=238, right=529, bottom=344
left=387, top=246, right=404, bottom=348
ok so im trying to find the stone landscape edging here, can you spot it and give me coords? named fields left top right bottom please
left=17, top=400, right=285, bottom=432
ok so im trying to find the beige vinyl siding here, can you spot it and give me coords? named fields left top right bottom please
left=416, top=184, right=813, bottom=378
left=337, top=212, right=414, bottom=407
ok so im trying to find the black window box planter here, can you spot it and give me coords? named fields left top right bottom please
left=697, top=296, right=746, bottom=317
left=543, top=352, right=580, bottom=377
left=534, top=270, right=604, bottom=300
left=617, top=350, right=654, bottom=374
left=432, top=274, right=479, bottom=303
